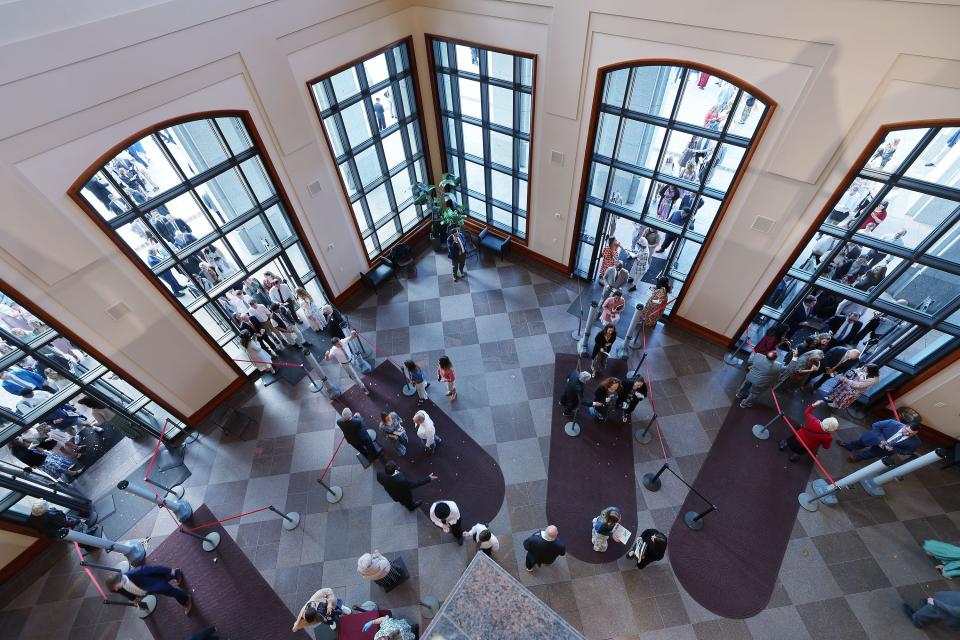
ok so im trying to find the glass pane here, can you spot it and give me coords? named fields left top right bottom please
left=824, top=178, right=881, bottom=232
left=312, top=81, right=332, bottom=112
left=490, top=130, right=512, bottom=169
left=760, top=276, right=807, bottom=316
left=602, top=69, right=629, bottom=107
left=338, top=162, right=358, bottom=197
left=341, top=101, right=372, bottom=149
left=163, top=192, right=214, bottom=248
left=331, top=67, right=360, bottom=101
left=364, top=53, right=389, bottom=87
left=662, top=131, right=711, bottom=190
left=463, top=122, right=483, bottom=159
left=215, top=117, right=253, bottom=155
left=589, top=163, right=610, bottom=200
left=265, top=204, right=293, bottom=243
left=0, top=298, right=45, bottom=343
left=382, top=131, right=405, bottom=171
left=792, top=232, right=842, bottom=275
left=519, top=57, right=533, bottom=87
left=400, top=77, right=416, bottom=118
left=106, top=136, right=181, bottom=200
left=371, top=87, right=398, bottom=131
left=518, top=179, right=528, bottom=212
left=489, top=51, right=513, bottom=82
left=519, top=93, right=531, bottom=133
left=489, top=85, right=513, bottom=128
left=626, top=66, right=680, bottom=118
left=323, top=117, right=345, bottom=157
left=882, top=264, right=960, bottom=317
left=391, top=172, right=413, bottom=207
left=239, top=157, right=275, bottom=203
left=595, top=113, right=620, bottom=157
left=376, top=221, right=399, bottom=248
left=853, top=186, right=958, bottom=249
left=439, top=74, right=453, bottom=113
left=672, top=238, right=702, bottom=277
left=518, top=139, right=530, bottom=174
left=688, top=196, right=720, bottom=236
left=226, top=216, right=274, bottom=268
left=119, top=219, right=168, bottom=264
left=81, top=172, right=128, bottom=221
left=580, top=204, right=602, bottom=243
left=364, top=234, right=377, bottom=257
left=491, top=170, right=512, bottom=205
left=366, top=184, right=391, bottom=225
left=465, top=160, right=485, bottom=197
left=727, top=91, right=766, bottom=138
left=896, top=329, right=953, bottom=366
left=910, top=127, right=960, bottom=187
left=821, top=241, right=903, bottom=291
left=194, top=304, right=231, bottom=341
left=407, top=122, right=421, bottom=155
left=467, top=196, right=485, bottom=220
left=136, top=401, right=183, bottom=434
left=156, top=264, right=196, bottom=301
left=616, top=120, right=667, bottom=171
left=305, top=278, right=330, bottom=307
left=286, top=243, right=312, bottom=280
left=354, top=145, right=383, bottom=188
left=399, top=204, right=418, bottom=231
left=704, top=144, right=746, bottom=193
left=455, top=44, right=480, bottom=74
left=458, top=77, right=482, bottom=119
left=608, top=169, right=649, bottom=216
left=37, top=338, right=100, bottom=377
left=675, top=72, right=737, bottom=130
left=1, top=357, right=53, bottom=413
left=352, top=200, right=370, bottom=234
left=392, top=44, right=407, bottom=73
left=196, top=168, right=255, bottom=225
left=444, top=116, right=458, bottom=151
left=160, top=120, right=229, bottom=178
left=187, top=240, right=239, bottom=290
left=866, top=129, right=927, bottom=174
left=492, top=207, right=511, bottom=231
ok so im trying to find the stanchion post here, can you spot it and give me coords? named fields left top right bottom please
left=630, top=351, right=648, bottom=380
left=118, top=480, right=193, bottom=521
left=577, top=301, right=600, bottom=356
left=267, top=505, right=301, bottom=531
left=724, top=335, right=749, bottom=367
left=618, top=304, right=644, bottom=356
left=642, top=463, right=669, bottom=492
left=303, top=352, right=342, bottom=399
left=143, top=476, right=185, bottom=500
left=178, top=527, right=221, bottom=552
left=797, top=457, right=890, bottom=511
left=104, top=595, right=157, bottom=618
left=634, top=412, right=657, bottom=445
left=564, top=405, right=581, bottom=437
left=316, top=477, right=344, bottom=504
left=80, top=561, right=123, bottom=574
left=752, top=412, right=782, bottom=441
left=56, top=528, right=147, bottom=566
left=684, top=505, right=716, bottom=531
left=860, top=448, right=948, bottom=497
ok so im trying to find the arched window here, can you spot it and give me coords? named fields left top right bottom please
left=735, top=123, right=960, bottom=404
left=72, top=113, right=331, bottom=374
left=572, top=63, right=772, bottom=316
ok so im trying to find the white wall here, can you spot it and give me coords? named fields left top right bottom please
left=0, top=0, right=958, bottom=429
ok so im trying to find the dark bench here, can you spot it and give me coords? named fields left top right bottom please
left=478, top=226, right=511, bottom=261
left=360, top=257, right=397, bottom=290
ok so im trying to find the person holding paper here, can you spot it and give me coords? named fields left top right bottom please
left=591, top=506, right=622, bottom=553
left=627, top=529, right=668, bottom=569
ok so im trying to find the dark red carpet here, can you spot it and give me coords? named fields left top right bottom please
left=546, top=353, right=637, bottom=563
left=668, top=404, right=813, bottom=618
left=143, top=505, right=308, bottom=639
left=336, top=361, right=505, bottom=525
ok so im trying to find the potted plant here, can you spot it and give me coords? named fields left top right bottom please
left=413, top=173, right=465, bottom=251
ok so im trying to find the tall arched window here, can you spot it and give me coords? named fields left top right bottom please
left=72, top=113, right=331, bottom=374
left=572, top=63, right=772, bottom=315
left=735, top=123, right=960, bottom=403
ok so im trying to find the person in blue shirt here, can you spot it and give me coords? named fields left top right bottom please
left=592, top=506, right=622, bottom=553
left=1, top=368, right=55, bottom=396
left=839, top=419, right=922, bottom=462
left=656, top=206, right=693, bottom=255
left=147, top=248, right=186, bottom=297
left=403, top=360, right=429, bottom=406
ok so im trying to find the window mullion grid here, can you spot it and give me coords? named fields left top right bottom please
left=512, top=54, right=521, bottom=235
left=477, top=50, right=492, bottom=226
left=448, top=65, right=470, bottom=221
left=152, top=132, right=190, bottom=185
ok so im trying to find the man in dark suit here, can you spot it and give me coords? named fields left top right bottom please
left=522, top=525, right=566, bottom=572
left=809, top=346, right=860, bottom=389
left=785, top=296, right=818, bottom=334
left=375, top=461, right=437, bottom=510
left=559, top=370, right=592, bottom=417
left=840, top=419, right=922, bottom=462
left=826, top=312, right=863, bottom=346
left=336, top=408, right=379, bottom=461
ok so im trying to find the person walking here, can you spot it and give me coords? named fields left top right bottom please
left=589, top=377, right=621, bottom=421
left=522, top=525, right=566, bottom=572
left=641, top=277, right=671, bottom=328
left=373, top=98, right=387, bottom=131
left=902, top=592, right=960, bottom=630
left=839, top=416, right=921, bottom=462
left=379, top=411, right=408, bottom=456
left=437, top=355, right=457, bottom=401
left=601, top=262, right=629, bottom=300
left=778, top=400, right=838, bottom=462
left=357, top=550, right=407, bottom=589
left=239, top=331, right=276, bottom=374
left=447, top=225, right=467, bottom=281
left=618, top=376, right=648, bottom=423
left=336, top=408, right=379, bottom=461
left=404, top=360, right=429, bottom=406
left=559, top=370, right=592, bottom=417
left=600, top=290, right=625, bottom=325
left=376, top=460, right=437, bottom=510
left=292, top=588, right=352, bottom=632
left=591, top=506, right=622, bottom=552
left=463, top=523, right=499, bottom=556
left=270, top=304, right=307, bottom=350
left=736, top=349, right=790, bottom=408
left=430, top=500, right=463, bottom=544
left=325, top=331, right=369, bottom=395
left=596, top=237, right=622, bottom=284
left=106, top=566, right=192, bottom=615
left=295, top=287, right=325, bottom=332
left=591, top=324, right=617, bottom=378
left=627, top=233, right=651, bottom=292
left=321, top=304, right=347, bottom=340
left=413, top=410, right=441, bottom=454
left=627, top=529, right=668, bottom=570
left=824, top=364, right=880, bottom=410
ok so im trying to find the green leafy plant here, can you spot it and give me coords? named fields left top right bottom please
left=413, top=173, right=466, bottom=239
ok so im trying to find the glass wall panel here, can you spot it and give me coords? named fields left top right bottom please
left=310, top=40, right=429, bottom=260
left=430, top=38, right=535, bottom=239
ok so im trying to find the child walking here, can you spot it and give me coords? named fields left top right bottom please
left=437, top=355, right=457, bottom=401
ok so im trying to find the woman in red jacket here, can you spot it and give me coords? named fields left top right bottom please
left=778, top=400, right=838, bottom=462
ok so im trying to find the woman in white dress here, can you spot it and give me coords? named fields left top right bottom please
left=240, top=330, right=275, bottom=374
left=295, top=287, right=325, bottom=332
left=627, top=233, right=651, bottom=293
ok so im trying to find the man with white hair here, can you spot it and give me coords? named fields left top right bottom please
left=522, top=525, right=566, bottom=572
left=357, top=549, right=408, bottom=589
left=413, top=410, right=441, bottom=455
left=559, top=370, right=592, bottom=417
left=325, top=330, right=369, bottom=395
left=336, top=407, right=378, bottom=460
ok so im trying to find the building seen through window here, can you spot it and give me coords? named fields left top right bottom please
left=738, top=125, right=960, bottom=404
left=76, top=115, right=330, bottom=374
left=309, top=40, right=430, bottom=260
left=429, top=38, right=534, bottom=239
left=573, top=65, right=770, bottom=316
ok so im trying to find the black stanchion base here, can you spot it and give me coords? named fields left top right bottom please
left=684, top=511, right=705, bottom=531
left=634, top=429, right=652, bottom=444
left=641, top=473, right=662, bottom=492
left=356, top=442, right=383, bottom=468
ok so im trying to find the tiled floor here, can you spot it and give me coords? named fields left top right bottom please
left=1, top=247, right=958, bottom=640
